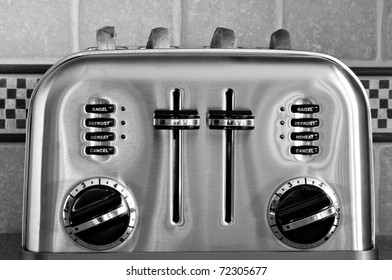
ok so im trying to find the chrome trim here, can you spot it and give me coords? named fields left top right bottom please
left=208, top=119, right=254, bottom=128
left=153, top=118, right=200, bottom=127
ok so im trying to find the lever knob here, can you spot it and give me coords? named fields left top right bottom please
left=146, top=27, right=170, bottom=49
left=96, top=26, right=117, bottom=50
left=269, top=29, right=291, bottom=50
left=210, top=27, right=237, bottom=48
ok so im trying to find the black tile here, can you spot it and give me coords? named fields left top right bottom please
left=380, top=80, right=390, bottom=89
left=6, top=109, right=15, bottom=119
left=16, top=119, right=26, bottom=129
left=16, top=99, right=26, bottom=109
left=27, top=89, right=33, bottom=98
left=0, top=99, right=4, bottom=109
left=378, top=119, right=387, bottom=128
left=17, top=79, right=26, bottom=88
left=369, top=89, right=379, bottom=98
left=389, top=90, right=392, bottom=99
left=7, top=89, right=16, bottom=99
left=388, top=109, right=392, bottom=119
left=0, top=119, right=5, bottom=129
left=361, top=80, right=369, bottom=89
left=0, top=78, right=6, bottom=88
left=380, top=99, right=389, bottom=108
left=371, top=109, right=378, bottom=118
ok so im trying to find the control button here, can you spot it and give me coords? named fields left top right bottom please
left=290, top=146, right=319, bottom=155
left=85, top=118, right=115, bottom=128
left=85, top=104, right=115, bottom=114
left=290, top=132, right=319, bottom=141
left=85, top=132, right=115, bottom=141
left=85, top=146, right=115, bottom=155
left=290, top=118, right=319, bottom=127
left=291, top=104, right=319, bottom=114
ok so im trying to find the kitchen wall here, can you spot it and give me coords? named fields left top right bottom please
left=0, top=0, right=392, bottom=235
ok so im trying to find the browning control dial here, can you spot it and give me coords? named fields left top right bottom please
left=268, top=177, right=339, bottom=249
left=63, top=178, right=137, bottom=250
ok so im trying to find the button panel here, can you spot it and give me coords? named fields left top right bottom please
left=82, top=98, right=117, bottom=161
left=278, top=98, right=321, bottom=160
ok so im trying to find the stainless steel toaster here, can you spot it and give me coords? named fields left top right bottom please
left=21, top=28, right=377, bottom=259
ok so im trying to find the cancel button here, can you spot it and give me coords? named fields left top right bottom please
left=290, top=146, right=319, bottom=155
left=85, top=146, right=115, bottom=155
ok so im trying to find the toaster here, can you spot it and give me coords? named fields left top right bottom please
left=21, top=27, right=377, bottom=259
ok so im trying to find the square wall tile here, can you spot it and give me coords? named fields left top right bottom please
left=382, top=0, right=392, bottom=60
left=283, top=0, right=376, bottom=60
left=79, top=0, right=177, bottom=49
left=0, top=143, right=25, bottom=233
left=0, top=0, right=72, bottom=60
left=182, top=0, right=277, bottom=48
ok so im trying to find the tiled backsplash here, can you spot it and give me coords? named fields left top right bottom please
left=0, top=0, right=391, bottom=67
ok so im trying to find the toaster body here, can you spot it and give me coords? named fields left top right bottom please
left=22, top=49, right=377, bottom=259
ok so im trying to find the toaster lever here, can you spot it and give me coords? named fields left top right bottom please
left=207, top=110, right=255, bottom=130
left=153, top=110, right=200, bottom=129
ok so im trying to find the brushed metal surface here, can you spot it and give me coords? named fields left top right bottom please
left=23, top=49, right=374, bottom=254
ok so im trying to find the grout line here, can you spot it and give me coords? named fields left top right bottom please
left=171, top=0, right=182, bottom=47
left=276, top=0, right=284, bottom=29
left=376, top=0, right=384, bottom=63
left=71, top=0, right=80, bottom=52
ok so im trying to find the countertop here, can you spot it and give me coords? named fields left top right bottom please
left=1, top=234, right=391, bottom=260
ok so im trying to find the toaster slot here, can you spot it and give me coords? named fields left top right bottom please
left=224, top=89, right=235, bottom=224
left=171, top=89, right=182, bottom=224
left=207, top=89, right=255, bottom=224
left=153, top=89, right=200, bottom=224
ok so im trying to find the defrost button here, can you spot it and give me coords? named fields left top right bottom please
left=85, top=118, right=115, bottom=128
left=290, top=118, right=319, bottom=128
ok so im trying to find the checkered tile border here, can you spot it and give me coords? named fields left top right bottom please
left=0, top=76, right=40, bottom=136
left=0, top=75, right=391, bottom=140
left=360, top=78, right=392, bottom=132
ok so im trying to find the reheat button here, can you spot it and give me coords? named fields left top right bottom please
left=85, top=146, right=115, bottom=155
left=290, top=146, right=319, bottom=155
left=85, top=104, right=115, bottom=114
left=290, top=132, right=319, bottom=141
left=290, top=118, right=319, bottom=128
left=85, top=118, right=115, bottom=128
left=291, top=104, right=319, bottom=114
left=85, top=132, right=115, bottom=141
